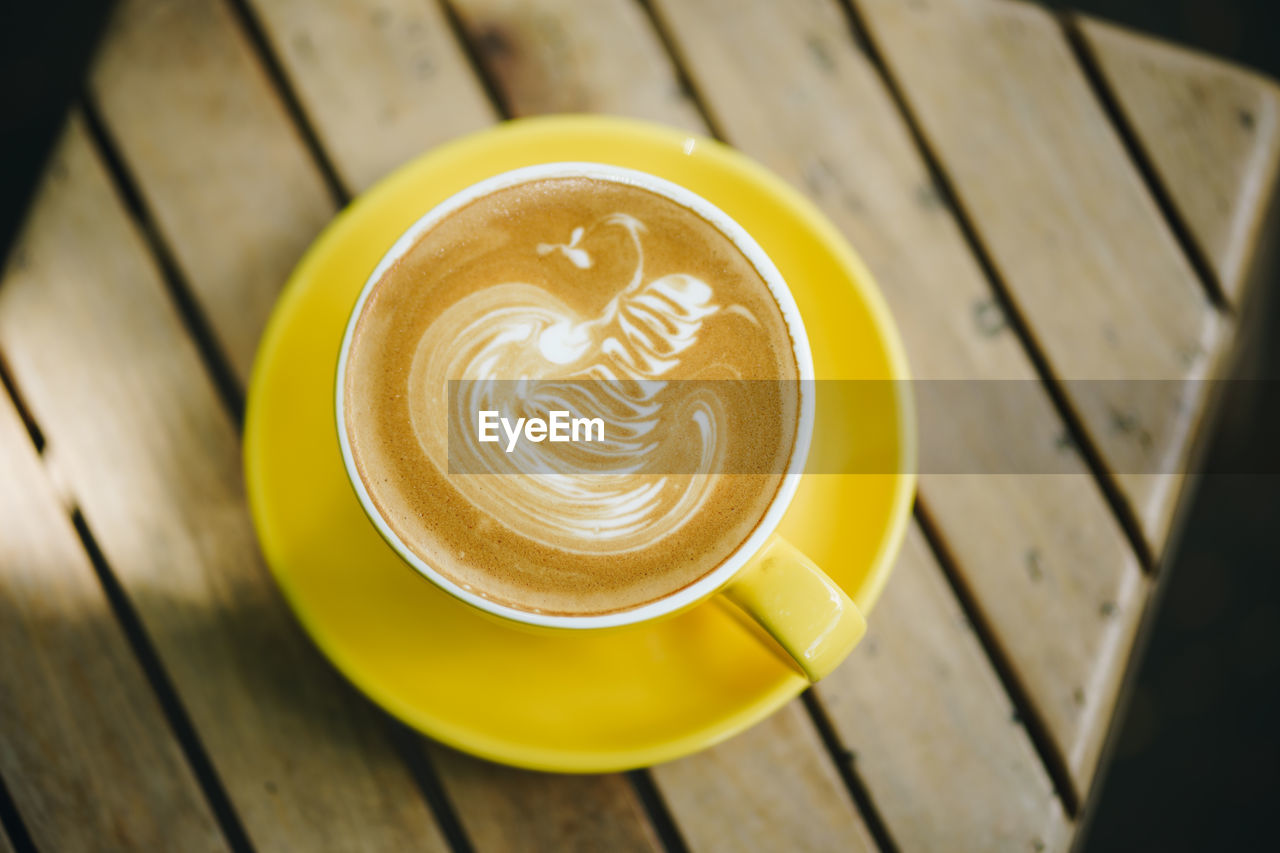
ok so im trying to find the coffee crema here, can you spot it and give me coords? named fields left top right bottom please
left=343, top=175, right=800, bottom=615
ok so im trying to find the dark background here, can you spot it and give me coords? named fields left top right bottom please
left=1062, top=2, right=1280, bottom=850
left=1, top=2, right=1277, bottom=851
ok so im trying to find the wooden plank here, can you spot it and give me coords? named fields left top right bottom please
left=854, top=0, right=1225, bottom=557
left=426, top=746, right=662, bottom=852
left=448, top=0, right=704, bottom=133
left=820, top=527, right=1073, bottom=852
left=0, top=115, right=449, bottom=852
left=0, top=394, right=225, bottom=851
left=649, top=0, right=1143, bottom=798
left=651, top=701, right=878, bottom=852
left=249, top=0, right=495, bottom=194
left=1075, top=15, right=1280, bottom=304
left=88, top=0, right=336, bottom=382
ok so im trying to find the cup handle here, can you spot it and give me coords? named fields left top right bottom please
left=720, top=537, right=866, bottom=682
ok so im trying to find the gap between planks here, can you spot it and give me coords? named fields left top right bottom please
left=631, top=0, right=729, bottom=142
left=1057, top=11, right=1230, bottom=312
left=0, top=308, right=251, bottom=849
left=382, top=721, right=477, bottom=853
left=0, top=770, right=35, bottom=853
left=0, top=349, right=44, bottom=454
left=911, top=501, right=1082, bottom=817
left=224, top=0, right=348, bottom=207
left=78, top=98, right=246, bottom=424
left=437, top=0, right=516, bottom=119
left=801, top=691, right=901, bottom=853
left=66, top=507, right=255, bottom=853
left=625, top=771, right=692, bottom=853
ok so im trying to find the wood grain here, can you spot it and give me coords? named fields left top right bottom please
left=0, top=393, right=225, bottom=851
left=651, top=701, right=878, bottom=852
left=426, top=746, right=662, bottom=852
left=854, top=0, right=1225, bottom=558
left=448, top=0, right=704, bottom=133
left=648, top=0, right=1144, bottom=797
left=89, top=0, right=336, bottom=382
left=249, top=0, right=495, bottom=194
left=0, top=115, right=449, bottom=852
left=819, top=527, right=1073, bottom=852
left=1075, top=15, right=1280, bottom=304
left=47, top=0, right=1254, bottom=848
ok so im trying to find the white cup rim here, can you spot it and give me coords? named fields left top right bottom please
left=335, top=162, right=816, bottom=629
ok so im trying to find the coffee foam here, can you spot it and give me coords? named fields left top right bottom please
left=344, top=176, right=799, bottom=615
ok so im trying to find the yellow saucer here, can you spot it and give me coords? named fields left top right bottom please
left=244, top=116, right=915, bottom=772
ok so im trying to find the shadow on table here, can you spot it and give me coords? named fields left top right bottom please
left=1067, top=1, right=1280, bottom=850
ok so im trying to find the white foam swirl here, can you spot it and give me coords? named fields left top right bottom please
left=409, top=213, right=755, bottom=553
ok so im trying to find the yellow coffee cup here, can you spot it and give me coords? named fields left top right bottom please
left=335, top=162, right=864, bottom=682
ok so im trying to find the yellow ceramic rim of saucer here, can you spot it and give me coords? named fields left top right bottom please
left=244, top=115, right=916, bottom=773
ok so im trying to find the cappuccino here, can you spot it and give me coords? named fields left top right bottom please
left=342, top=172, right=801, bottom=615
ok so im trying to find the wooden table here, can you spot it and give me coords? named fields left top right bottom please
left=2, top=0, right=1277, bottom=850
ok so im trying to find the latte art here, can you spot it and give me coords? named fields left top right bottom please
left=414, top=212, right=755, bottom=553
left=344, top=175, right=800, bottom=615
